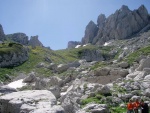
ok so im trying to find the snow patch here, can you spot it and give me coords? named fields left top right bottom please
left=75, top=45, right=81, bottom=48
left=104, top=42, right=112, bottom=46
left=7, top=79, right=27, bottom=89
left=123, top=47, right=128, bottom=50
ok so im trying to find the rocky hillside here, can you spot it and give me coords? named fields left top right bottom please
left=0, top=4, right=150, bottom=113
left=68, top=5, right=150, bottom=48
left=0, top=29, right=150, bottom=112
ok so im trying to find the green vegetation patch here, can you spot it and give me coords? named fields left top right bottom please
left=81, top=97, right=100, bottom=106
left=110, top=106, right=127, bottom=113
left=126, top=45, right=150, bottom=64
left=0, top=42, right=23, bottom=55
left=90, top=61, right=107, bottom=70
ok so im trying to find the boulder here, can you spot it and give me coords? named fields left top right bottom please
left=79, top=49, right=104, bottom=62
left=126, top=71, right=141, bottom=79
left=49, top=86, right=60, bottom=99
left=144, top=74, right=150, bottom=80
left=23, top=72, right=37, bottom=83
left=133, top=71, right=146, bottom=81
left=34, top=76, right=63, bottom=90
left=61, top=92, right=80, bottom=113
left=77, top=103, right=109, bottom=113
left=56, top=64, right=69, bottom=73
left=36, top=62, right=46, bottom=68
left=110, top=68, right=128, bottom=77
left=118, top=62, right=129, bottom=68
left=96, top=85, right=111, bottom=95
left=136, top=58, right=150, bottom=71
left=49, top=76, right=63, bottom=87
left=131, top=96, right=141, bottom=101
left=68, top=61, right=80, bottom=68
left=118, top=69, right=129, bottom=77
left=47, top=63, right=57, bottom=71
left=120, top=93, right=133, bottom=101
left=144, top=88, right=150, bottom=97
left=94, top=67, right=110, bottom=76
left=0, top=85, right=17, bottom=94
left=0, top=90, right=64, bottom=113
left=143, top=68, right=150, bottom=75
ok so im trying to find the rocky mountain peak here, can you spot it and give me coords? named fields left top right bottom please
left=28, top=35, right=43, bottom=47
left=137, top=4, right=149, bottom=23
left=97, top=14, right=106, bottom=29
left=81, top=20, right=98, bottom=44
left=120, top=5, right=130, bottom=12
left=79, top=5, right=150, bottom=46
left=0, top=24, right=5, bottom=41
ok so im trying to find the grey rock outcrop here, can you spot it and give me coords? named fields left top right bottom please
left=68, top=41, right=81, bottom=49
left=0, top=90, right=64, bottom=113
left=77, top=103, right=109, bottom=113
left=6, top=33, right=28, bottom=45
left=94, top=67, right=110, bottom=76
left=0, top=43, right=29, bottom=67
left=28, top=35, right=43, bottom=47
left=97, top=14, right=106, bottom=29
left=79, top=49, right=104, bottom=62
left=81, top=21, right=98, bottom=44
left=0, top=24, right=5, bottom=41
left=81, top=5, right=150, bottom=45
left=23, top=72, right=37, bottom=83
left=56, top=64, right=69, bottom=73
left=136, top=57, right=150, bottom=71
left=0, top=86, right=17, bottom=94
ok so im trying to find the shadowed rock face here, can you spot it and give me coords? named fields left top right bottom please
left=0, top=24, right=5, bottom=41
left=81, top=5, right=150, bottom=45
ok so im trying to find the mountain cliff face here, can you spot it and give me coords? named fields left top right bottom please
left=69, top=5, right=150, bottom=47
left=0, top=24, right=5, bottom=41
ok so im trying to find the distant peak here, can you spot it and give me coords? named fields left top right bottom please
left=89, top=20, right=95, bottom=24
left=139, top=4, right=146, bottom=9
left=120, top=5, right=130, bottom=12
left=138, top=4, right=147, bottom=11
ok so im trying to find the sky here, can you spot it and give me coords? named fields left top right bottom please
left=0, top=0, right=150, bottom=50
